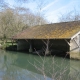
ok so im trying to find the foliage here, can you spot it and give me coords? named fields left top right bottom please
left=0, top=5, right=48, bottom=40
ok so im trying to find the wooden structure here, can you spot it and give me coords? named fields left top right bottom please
left=13, top=21, right=80, bottom=59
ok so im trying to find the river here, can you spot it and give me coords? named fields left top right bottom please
left=0, top=50, right=80, bottom=80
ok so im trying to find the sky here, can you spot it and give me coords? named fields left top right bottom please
left=4, top=0, right=80, bottom=23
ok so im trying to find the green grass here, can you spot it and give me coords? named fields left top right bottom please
left=0, top=40, right=17, bottom=49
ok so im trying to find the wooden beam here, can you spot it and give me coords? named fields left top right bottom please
left=69, top=37, right=79, bottom=52
left=65, top=39, right=70, bottom=46
left=70, top=46, right=79, bottom=52
left=73, top=38, right=79, bottom=47
left=71, top=31, right=80, bottom=39
left=25, top=39, right=28, bottom=42
left=79, top=34, right=80, bottom=53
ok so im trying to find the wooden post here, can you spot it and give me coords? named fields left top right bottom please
left=70, top=38, right=79, bottom=52
left=65, top=39, right=70, bottom=46
left=79, top=34, right=80, bottom=53
left=43, top=39, right=50, bottom=55
left=73, top=38, right=79, bottom=47
left=29, top=40, right=33, bottom=53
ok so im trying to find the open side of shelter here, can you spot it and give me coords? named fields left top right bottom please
left=16, top=39, right=70, bottom=57
left=13, top=21, right=80, bottom=59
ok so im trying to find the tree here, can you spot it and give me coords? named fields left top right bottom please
left=0, top=8, right=28, bottom=39
left=0, top=6, right=48, bottom=39
left=17, top=0, right=48, bottom=26
left=22, top=13, right=47, bottom=27
left=0, top=8, right=14, bottom=38
left=35, top=0, right=48, bottom=25
left=0, top=0, right=9, bottom=10
left=59, top=9, right=80, bottom=22
left=0, top=8, right=28, bottom=47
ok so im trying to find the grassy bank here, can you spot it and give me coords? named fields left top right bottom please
left=0, top=39, right=17, bottom=50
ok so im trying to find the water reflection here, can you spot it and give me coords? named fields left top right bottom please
left=0, top=51, right=51, bottom=80
left=70, top=60, right=80, bottom=80
left=0, top=50, right=80, bottom=80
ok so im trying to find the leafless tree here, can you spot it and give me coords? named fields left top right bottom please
left=21, top=11, right=48, bottom=27
left=59, top=9, right=80, bottom=22
left=0, top=0, right=48, bottom=47
left=0, top=8, right=28, bottom=46
left=35, top=0, right=48, bottom=25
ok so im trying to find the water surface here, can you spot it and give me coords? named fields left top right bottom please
left=0, top=50, right=80, bottom=80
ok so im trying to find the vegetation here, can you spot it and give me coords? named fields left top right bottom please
left=0, top=1, right=80, bottom=80
left=0, top=0, right=48, bottom=46
left=28, top=53, right=80, bottom=80
left=59, top=9, right=80, bottom=22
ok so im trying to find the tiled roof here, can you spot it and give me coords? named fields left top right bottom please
left=13, top=21, right=80, bottom=39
